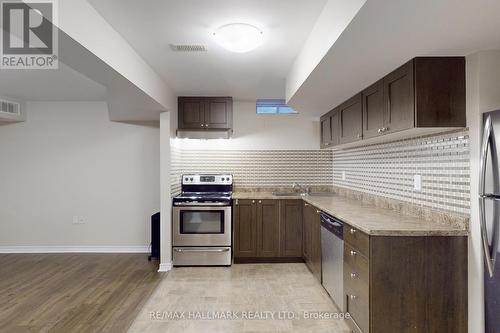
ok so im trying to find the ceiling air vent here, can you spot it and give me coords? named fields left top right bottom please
left=170, top=44, right=207, bottom=52
left=0, top=99, right=20, bottom=116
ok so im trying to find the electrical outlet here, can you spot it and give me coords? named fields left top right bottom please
left=414, top=175, right=422, bottom=192
left=72, top=216, right=85, bottom=224
left=342, top=171, right=346, bottom=181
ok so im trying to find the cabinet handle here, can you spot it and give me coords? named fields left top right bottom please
left=252, top=200, right=255, bottom=204
left=235, top=199, right=239, bottom=205
left=377, top=128, right=382, bottom=133
left=258, top=200, right=262, bottom=204
left=304, top=203, right=309, bottom=207
left=357, top=133, right=362, bottom=138
left=350, top=228, right=356, bottom=234
left=201, top=124, right=205, bottom=127
left=350, top=272, right=358, bottom=279
left=316, top=210, right=321, bottom=214
left=350, top=250, right=357, bottom=256
left=350, top=295, right=357, bottom=300
left=205, top=124, right=209, bottom=127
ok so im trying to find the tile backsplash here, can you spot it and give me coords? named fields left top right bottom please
left=171, top=130, right=471, bottom=215
left=332, top=130, right=470, bottom=214
left=171, top=147, right=333, bottom=195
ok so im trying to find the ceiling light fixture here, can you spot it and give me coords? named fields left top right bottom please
left=212, top=23, right=264, bottom=53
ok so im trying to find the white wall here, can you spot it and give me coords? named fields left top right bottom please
left=466, top=49, right=500, bottom=333
left=172, top=101, right=320, bottom=150
left=0, top=102, right=160, bottom=250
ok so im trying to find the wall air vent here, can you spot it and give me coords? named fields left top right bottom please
left=170, top=44, right=207, bottom=52
left=0, top=99, right=20, bottom=116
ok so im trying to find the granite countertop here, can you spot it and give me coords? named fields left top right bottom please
left=232, top=192, right=469, bottom=237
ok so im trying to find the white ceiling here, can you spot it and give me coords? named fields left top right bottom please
left=0, top=63, right=107, bottom=101
left=89, top=0, right=327, bottom=100
left=287, top=0, right=500, bottom=116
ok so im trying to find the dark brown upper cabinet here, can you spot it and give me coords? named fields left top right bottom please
left=362, top=80, right=385, bottom=139
left=178, top=97, right=233, bottom=130
left=320, top=109, right=340, bottom=148
left=320, top=57, right=465, bottom=148
left=320, top=114, right=332, bottom=148
left=339, top=93, right=363, bottom=144
left=383, top=60, right=415, bottom=134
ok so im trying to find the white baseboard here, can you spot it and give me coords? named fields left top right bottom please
left=0, top=245, right=150, bottom=253
left=158, top=262, right=172, bottom=272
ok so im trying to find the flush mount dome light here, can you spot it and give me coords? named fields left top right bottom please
left=212, top=23, right=264, bottom=53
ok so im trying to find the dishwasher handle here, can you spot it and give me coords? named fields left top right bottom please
left=320, top=212, right=343, bottom=239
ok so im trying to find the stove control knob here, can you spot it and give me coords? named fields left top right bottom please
left=190, top=178, right=194, bottom=181
left=184, top=177, right=188, bottom=181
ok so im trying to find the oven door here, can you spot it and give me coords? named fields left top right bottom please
left=173, top=205, right=231, bottom=246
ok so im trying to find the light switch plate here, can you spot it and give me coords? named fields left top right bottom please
left=414, top=175, right=422, bottom=192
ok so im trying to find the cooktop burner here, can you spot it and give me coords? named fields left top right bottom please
left=173, top=174, right=233, bottom=205
left=174, top=192, right=231, bottom=201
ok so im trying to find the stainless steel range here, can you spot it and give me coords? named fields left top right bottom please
left=172, top=174, right=232, bottom=266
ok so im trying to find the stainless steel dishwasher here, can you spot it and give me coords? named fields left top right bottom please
left=320, top=211, right=344, bottom=311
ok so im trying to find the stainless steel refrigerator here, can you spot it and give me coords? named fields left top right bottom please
left=479, top=111, right=500, bottom=333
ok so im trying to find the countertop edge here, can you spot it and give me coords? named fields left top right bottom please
left=232, top=192, right=469, bottom=237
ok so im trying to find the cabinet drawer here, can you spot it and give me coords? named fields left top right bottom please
left=344, top=243, right=369, bottom=285
left=345, top=284, right=369, bottom=333
left=344, top=225, right=369, bottom=257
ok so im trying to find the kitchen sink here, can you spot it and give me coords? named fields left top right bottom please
left=271, top=192, right=304, bottom=197
left=271, top=192, right=336, bottom=197
left=308, top=192, right=336, bottom=197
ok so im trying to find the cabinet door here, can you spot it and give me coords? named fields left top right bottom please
left=331, top=109, right=340, bottom=146
left=280, top=200, right=303, bottom=257
left=311, top=207, right=322, bottom=282
left=320, top=114, right=332, bottom=148
left=303, top=202, right=312, bottom=262
left=205, top=97, right=232, bottom=129
left=234, top=200, right=257, bottom=257
left=339, top=93, right=363, bottom=144
left=178, top=97, right=205, bottom=129
left=304, top=203, right=317, bottom=272
left=383, top=60, right=415, bottom=133
left=256, top=200, right=280, bottom=257
left=362, top=80, right=385, bottom=139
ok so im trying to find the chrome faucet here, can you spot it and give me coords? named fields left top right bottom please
left=292, top=183, right=310, bottom=194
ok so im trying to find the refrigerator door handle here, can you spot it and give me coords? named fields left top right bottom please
left=480, top=197, right=498, bottom=277
left=479, top=115, right=498, bottom=277
left=479, top=115, right=493, bottom=196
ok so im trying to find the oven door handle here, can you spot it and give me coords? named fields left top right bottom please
left=174, top=248, right=230, bottom=253
left=174, top=202, right=229, bottom=206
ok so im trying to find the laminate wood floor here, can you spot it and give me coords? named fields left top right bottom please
left=0, top=254, right=163, bottom=333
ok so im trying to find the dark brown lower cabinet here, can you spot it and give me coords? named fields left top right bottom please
left=233, top=199, right=257, bottom=257
left=233, top=199, right=302, bottom=262
left=256, top=200, right=280, bottom=257
left=280, top=200, right=303, bottom=257
left=344, top=224, right=468, bottom=333
left=302, top=202, right=321, bottom=282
